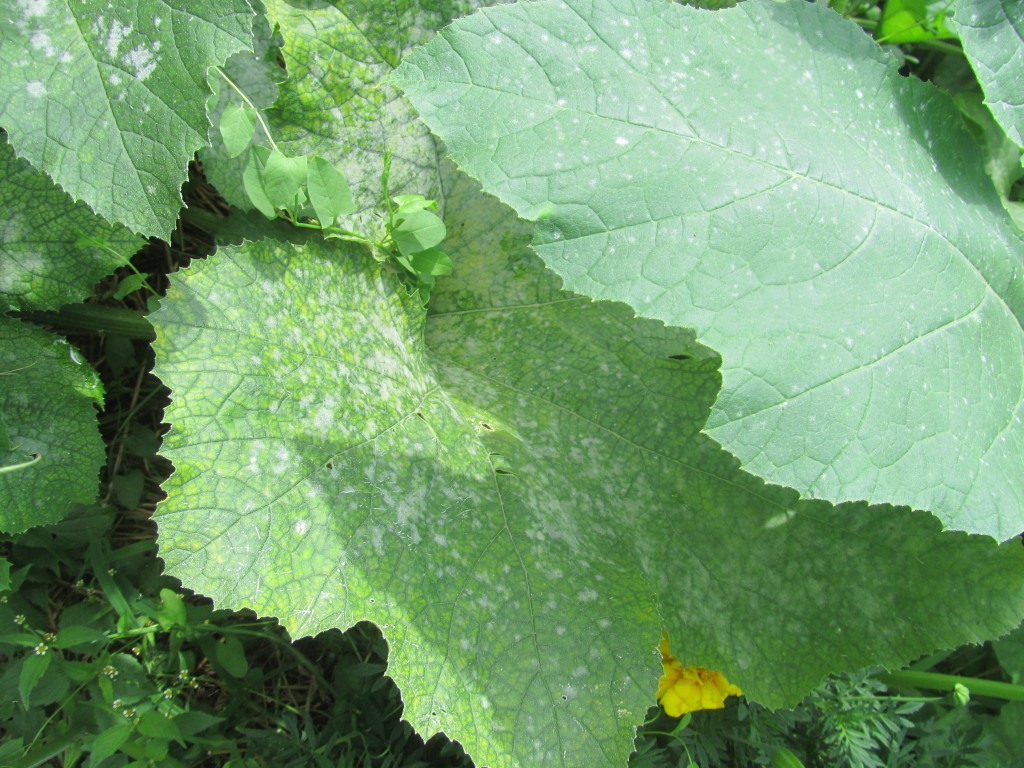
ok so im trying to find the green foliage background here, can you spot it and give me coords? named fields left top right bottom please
left=2, top=0, right=1024, bottom=766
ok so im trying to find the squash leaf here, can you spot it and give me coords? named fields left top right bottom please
left=0, top=140, right=141, bottom=312
left=394, top=0, right=1024, bottom=539
left=151, top=173, right=1024, bottom=767
left=952, top=0, right=1024, bottom=150
left=0, top=137, right=128, bottom=533
left=0, top=0, right=254, bottom=238
left=0, top=316, right=105, bottom=533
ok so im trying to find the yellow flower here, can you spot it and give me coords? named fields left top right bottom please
left=656, top=631, right=742, bottom=717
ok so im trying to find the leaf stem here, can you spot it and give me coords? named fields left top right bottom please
left=0, top=454, right=42, bottom=475
left=292, top=219, right=370, bottom=240
left=74, top=232, right=156, bottom=297
left=20, top=305, right=156, bottom=341
left=211, top=66, right=281, bottom=153
left=380, top=149, right=395, bottom=220
left=908, top=38, right=964, bottom=57
left=877, top=669, right=1024, bottom=702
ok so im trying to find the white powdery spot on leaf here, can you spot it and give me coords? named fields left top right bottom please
left=124, top=43, right=158, bottom=81
left=100, top=18, right=133, bottom=60
left=18, top=0, right=48, bottom=19
left=30, top=30, right=54, bottom=57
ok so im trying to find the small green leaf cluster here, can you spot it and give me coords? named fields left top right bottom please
left=215, top=69, right=355, bottom=229
left=364, top=152, right=452, bottom=302
left=215, top=69, right=449, bottom=302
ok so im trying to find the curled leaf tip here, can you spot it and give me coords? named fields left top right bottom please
left=657, top=630, right=742, bottom=717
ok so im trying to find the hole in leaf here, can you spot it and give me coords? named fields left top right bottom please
left=667, top=354, right=690, bottom=361
left=494, top=468, right=517, bottom=476
left=478, top=422, right=495, bottom=432
left=325, top=461, right=333, bottom=469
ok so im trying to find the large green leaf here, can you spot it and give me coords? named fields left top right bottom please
left=952, top=0, right=1024, bottom=150
left=0, top=1, right=254, bottom=238
left=0, top=140, right=141, bottom=313
left=0, top=316, right=105, bottom=533
left=393, top=0, right=1024, bottom=540
left=152, top=174, right=1024, bottom=767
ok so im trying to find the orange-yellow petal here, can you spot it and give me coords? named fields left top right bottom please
left=657, top=657, right=683, bottom=700
left=658, top=665, right=742, bottom=716
left=659, top=667, right=704, bottom=716
left=656, top=632, right=743, bottom=717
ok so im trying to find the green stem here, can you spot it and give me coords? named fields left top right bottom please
left=211, top=66, right=281, bottom=153
left=878, top=669, right=1024, bottom=702
left=75, top=232, right=157, bottom=297
left=904, top=38, right=964, bottom=57
left=0, top=454, right=42, bottom=475
left=380, top=149, right=395, bottom=220
left=21, top=304, right=155, bottom=341
left=325, top=233, right=375, bottom=246
left=18, top=678, right=93, bottom=766
left=293, top=219, right=371, bottom=242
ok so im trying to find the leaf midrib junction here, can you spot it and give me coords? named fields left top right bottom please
left=426, top=352, right=793, bottom=517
